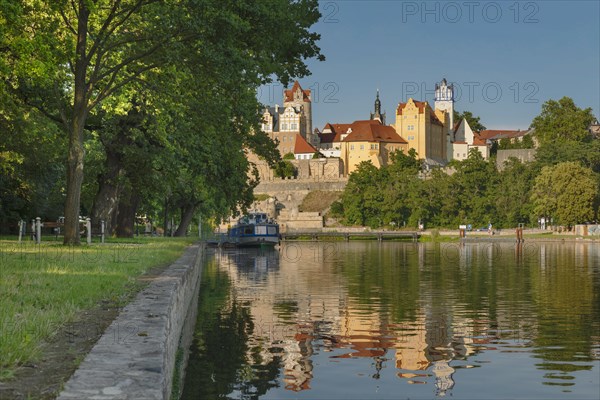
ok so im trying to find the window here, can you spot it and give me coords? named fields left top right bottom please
left=350, top=144, right=354, bottom=150
left=282, top=136, right=286, bottom=141
left=360, top=144, right=364, bottom=150
left=414, top=115, right=417, bottom=119
left=281, top=123, right=287, bottom=131
left=403, top=116, right=407, bottom=120
left=291, top=123, right=297, bottom=130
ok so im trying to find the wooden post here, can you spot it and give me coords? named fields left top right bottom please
left=86, top=218, right=92, bottom=244
left=101, top=220, right=105, bottom=244
left=35, top=217, right=41, bottom=245
left=18, top=220, right=24, bottom=243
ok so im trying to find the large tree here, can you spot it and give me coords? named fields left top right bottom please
left=531, top=162, right=598, bottom=227
left=530, top=97, right=596, bottom=145
left=1, top=0, right=323, bottom=243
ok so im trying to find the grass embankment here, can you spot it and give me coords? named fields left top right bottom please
left=298, top=190, right=341, bottom=212
left=0, top=237, right=195, bottom=380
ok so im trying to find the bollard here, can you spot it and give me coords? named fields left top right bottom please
left=18, top=220, right=24, bottom=243
left=86, top=218, right=92, bottom=245
left=101, top=220, right=105, bottom=244
left=35, top=217, right=41, bottom=245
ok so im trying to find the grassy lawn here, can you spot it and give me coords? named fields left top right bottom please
left=0, top=237, right=195, bottom=380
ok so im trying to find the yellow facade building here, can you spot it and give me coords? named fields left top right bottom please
left=339, top=119, right=408, bottom=174
left=394, top=98, right=448, bottom=164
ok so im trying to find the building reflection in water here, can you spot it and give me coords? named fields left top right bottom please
left=214, top=242, right=600, bottom=397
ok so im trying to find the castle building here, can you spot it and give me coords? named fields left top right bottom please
left=317, top=123, right=350, bottom=158
left=394, top=98, right=448, bottom=165
left=340, top=119, right=408, bottom=174
left=261, top=81, right=314, bottom=157
left=284, top=81, right=312, bottom=139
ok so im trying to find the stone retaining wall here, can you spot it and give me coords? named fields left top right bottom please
left=255, top=178, right=347, bottom=193
left=58, top=244, right=204, bottom=400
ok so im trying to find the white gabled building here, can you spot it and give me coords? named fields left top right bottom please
left=449, top=118, right=490, bottom=160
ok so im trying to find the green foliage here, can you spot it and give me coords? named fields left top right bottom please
left=273, top=160, right=296, bottom=178
left=329, top=201, right=344, bottom=218
left=531, top=162, right=599, bottom=226
left=494, top=158, right=537, bottom=228
left=498, top=134, right=535, bottom=150
left=282, top=152, right=295, bottom=160
left=534, top=139, right=600, bottom=174
left=0, top=0, right=324, bottom=236
left=531, top=97, right=596, bottom=145
left=453, top=110, right=487, bottom=132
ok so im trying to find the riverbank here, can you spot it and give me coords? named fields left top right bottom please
left=0, top=237, right=195, bottom=399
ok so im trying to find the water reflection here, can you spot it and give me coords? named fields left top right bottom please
left=183, top=242, right=600, bottom=399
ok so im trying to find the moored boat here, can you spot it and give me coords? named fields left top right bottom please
left=228, top=212, right=279, bottom=247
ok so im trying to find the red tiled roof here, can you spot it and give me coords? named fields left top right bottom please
left=320, top=123, right=352, bottom=143
left=284, top=81, right=311, bottom=103
left=472, top=134, right=488, bottom=146
left=396, top=99, right=427, bottom=115
left=478, top=129, right=528, bottom=140
left=294, top=134, right=316, bottom=154
left=342, top=120, right=407, bottom=143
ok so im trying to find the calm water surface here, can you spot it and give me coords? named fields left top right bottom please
left=182, top=242, right=600, bottom=399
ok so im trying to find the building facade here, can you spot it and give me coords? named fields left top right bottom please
left=450, top=118, right=490, bottom=160
left=394, top=98, right=448, bottom=165
left=340, top=120, right=408, bottom=174
left=261, top=81, right=314, bottom=157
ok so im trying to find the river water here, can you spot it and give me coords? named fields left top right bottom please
left=181, top=241, right=600, bottom=399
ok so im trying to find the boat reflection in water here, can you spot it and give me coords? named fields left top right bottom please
left=183, top=242, right=600, bottom=399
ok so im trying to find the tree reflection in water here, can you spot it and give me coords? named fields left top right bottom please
left=181, top=259, right=281, bottom=400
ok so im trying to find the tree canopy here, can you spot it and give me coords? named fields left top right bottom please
left=531, top=97, right=596, bottom=145
left=0, top=0, right=324, bottom=240
left=453, top=110, right=486, bottom=132
left=531, top=162, right=598, bottom=226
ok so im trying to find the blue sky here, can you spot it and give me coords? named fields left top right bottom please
left=258, top=0, right=600, bottom=131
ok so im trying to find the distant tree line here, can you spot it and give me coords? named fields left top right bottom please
left=331, top=97, right=600, bottom=229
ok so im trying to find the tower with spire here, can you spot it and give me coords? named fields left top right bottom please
left=370, top=90, right=386, bottom=125
left=434, top=78, right=454, bottom=133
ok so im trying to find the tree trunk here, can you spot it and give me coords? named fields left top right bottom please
left=90, top=148, right=122, bottom=235
left=63, top=2, right=90, bottom=245
left=174, top=203, right=197, bottom=237
left=115, top=188, right=141, bottom=238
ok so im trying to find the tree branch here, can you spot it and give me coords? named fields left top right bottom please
left=59, top=8, right=77, bottom=36
left=88, top=63, right=159, bottom=111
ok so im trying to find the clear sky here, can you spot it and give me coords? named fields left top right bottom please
left=258, top=0, right=600, bottom=131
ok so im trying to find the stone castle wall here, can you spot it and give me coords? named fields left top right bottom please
left=496, top=149, right=537, bottom=169
left=254, top=157, right=345, bottom=181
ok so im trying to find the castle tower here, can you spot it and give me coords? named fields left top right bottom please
left=370, top=90, right=386, bottom=125
left=283, top=81, right=312, bottom=139
left=434, top=78, right=454, bottom=134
